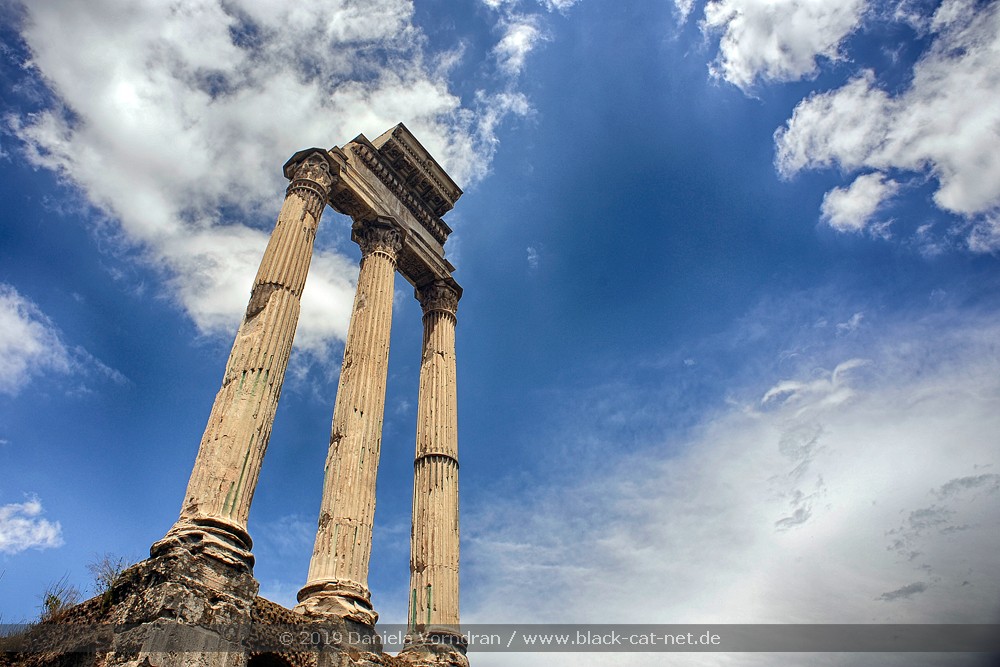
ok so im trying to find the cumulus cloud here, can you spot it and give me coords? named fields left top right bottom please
left=701, top=0, right=868, bottom=90
left=0, top=285, right=72, bottom=396
left=775, top=0, right=1000, bottom=250
left=820, top=172, right=899, bottom=234
left=465, top=311, right=1000, bottom=665
left=0, top=495, right=63, bottom=554
left=8, top=0, right=529, bottom=356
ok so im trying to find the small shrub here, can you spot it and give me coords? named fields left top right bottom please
left=39, top=575, right=81, bottom=621
left=87, top=553, right=131, bottom=596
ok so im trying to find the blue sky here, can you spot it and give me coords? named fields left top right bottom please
left=1, top=0, right=999, bottom=665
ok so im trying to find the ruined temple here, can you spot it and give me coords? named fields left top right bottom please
left=3, top=125, right=467, bottom=667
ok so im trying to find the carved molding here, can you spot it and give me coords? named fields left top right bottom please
left=329, top=187, right=370, bottom=220
left=414, top=451, right=460, bottom=468
left=379, top=133, right=459, bottom=216
left=351, top=143, right=451, bottom=245
left=417, top=281, right=459, bottom=316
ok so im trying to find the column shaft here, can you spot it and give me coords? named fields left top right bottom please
left=296, top=221, right=402, bottom=625
left=408, top=282, right=461, bottom=635
left=156, top=152, right=334, bottom=563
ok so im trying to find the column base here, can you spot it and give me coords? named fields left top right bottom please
left=152, top=517, right=256, bottom=573
left=99, top=518, right=260, bottom=666
left=398, top=629, right=468, bottom=667
left=294, top=580, right=379, bottom=626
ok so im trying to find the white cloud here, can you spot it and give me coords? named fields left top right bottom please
left=775, top=0, right=1000, bottom=250
left=0, top=495, right=63, bottom=554
left=481, top=0, right=580, bottom=12
left=465, top=311, right=1000, bottom=665
left=526, top=245, right=540, bottom=269
left=820, top=172, right=899, bottom=234
left=0, top=284, right=71, bottom=396
left=541, top=0, right=580, bottom=10
left=9, top=0, right=528, bottom=356
left=759, top=357, right=869, bottom=413
left=482, top=0, right=581, bottom=79
left=701, top=0, right=868, bottom=90
left=464, top=90, right=533, bottom=183
left=836, top=311, right=864, bottom=334
left=494, top=15, right=547, bottom=76
left=673, top=0, right=697, bottom=23
left=0, top=284, right=126, bottom=395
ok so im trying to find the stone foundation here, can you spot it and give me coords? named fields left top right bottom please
left=0, top=561, right=407, bottom=667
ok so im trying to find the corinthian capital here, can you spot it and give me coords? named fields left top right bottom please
left=356, top=222, right=403, bottom=260
left=290, top=152, right=336, bottom=195
left=416, top=280, right=460, bottom=316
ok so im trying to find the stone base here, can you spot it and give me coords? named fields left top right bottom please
left=1, top=523, right=447, bottom=667
left=294, top=582, right=378, bottom=628
left=0, top=529, right=259, bottom=667
left=396, top=631, right=468, bottom=667
left=102, top=521, right=260, bottom=667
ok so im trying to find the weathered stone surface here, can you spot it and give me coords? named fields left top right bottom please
left=396, top=635, right=468, bottom=667
left=8, top=129, right=470, bottom=667
left=326, top=125, right=459, bottom=291
left=405, top=281, right=462, bottom=643
left=1, top=585, right=414, bottom=667
left=167, top=150, right=339, bottom=567
left=296, top=218, right=403, bottom=626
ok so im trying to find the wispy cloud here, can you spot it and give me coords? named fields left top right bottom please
left=0, top=284, right=125, bottom=396
left=0, top=285, right=71, bottom=396
left=878, top=581, right=927, bottom=602
left=527, top=245, right=540, bottom=269
left=482, top=0, right=580, bottom=81
left=0, top=495, right=63, bottom=554
left=494, top=15, right=547, bottom=76
left=933, top=474, right=1000, bottom=500
left=836, top=312, right=865, bottom=335
left=464, top=306, right=1000, bottom=667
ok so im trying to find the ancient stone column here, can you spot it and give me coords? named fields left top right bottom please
left=153, top=150, right=336, bottom=568
left=296, top=218, right=403, bottom=625
left=404, top=280, right=464, bottom=653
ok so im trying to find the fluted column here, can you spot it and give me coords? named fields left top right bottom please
left=296, top=218, right=403, bottom=625
left=406, top=280, right=463, bottom=647
left=153, top=151, right=335, bottom=568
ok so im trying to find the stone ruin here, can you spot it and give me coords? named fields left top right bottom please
left=2, top=125, right=468, bottom=667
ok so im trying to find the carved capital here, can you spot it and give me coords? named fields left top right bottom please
left=417, top=281, right=460, bottom=316
left=356, top=223, right=403, bottom=260
left=286, top=152, right=336, bottom=218
left=290, top=152, right=335, bottom=193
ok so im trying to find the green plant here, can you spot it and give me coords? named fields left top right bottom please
left=39, top=575, right=81, bottom=621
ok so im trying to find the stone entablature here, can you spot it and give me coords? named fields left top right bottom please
left=371, top=124, right=463, bottom=218
left=292, top=124, right=460, bottom=292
